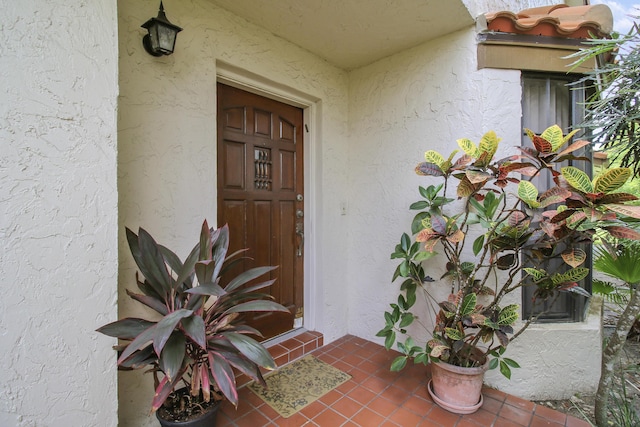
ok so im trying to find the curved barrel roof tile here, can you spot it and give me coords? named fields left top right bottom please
left=485, top=4, right=613, bottom=39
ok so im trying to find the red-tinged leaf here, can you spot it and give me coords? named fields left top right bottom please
left=225, top=266, right=278, bottom=292
left=561, top=248, right=587, bottom=268
left=150, top=368, right=186, bottom=413
left=519, top=166, right=539, bottom=177
left=125, top=289, right=168, bottom=315
left=185, top=283, right=225, bottom=297
left=210, top=224, right=230, bottom=281
left=119, top=344, right=156, bottom=369
left=556, top=139, right=590, bottom=157
left=466, top=169, right=492, bottom=184
left=208, top=352, right=238, bottom=406
left=539, top=187, right=572, bottom=208
left=137, top=228, right=174, bottom=293
left=195, top=260, right=216, bottom=288
left=586, top=192, right=605, bottom=202
left=96, top=318, right=155, bottom=340
left=159, top=332, right=186, bottom=382
left=153, top=309, right=193, bottom=356
left=605, top=226, right=640, bottom=240
left=500, top=162, right=535, bottom=174
left=201, top=363, right=211, bottom=402
left=555, top=154, right=591, bottom=164
left=532, top=135, right=553, bottom=153
left=423, top=238, right=439, bottom=252
left=496, top=254, right=516, bottom=270
left=190, top=361, right=201, bottom=397
left=550, top=209, right=574, bottom=224
left=457, top=177, right=477, bottom=198
left=599, top=193, right=639, bottom=204
left=508, top=211, right=527, bottom=227
left=225, top=300, right=289, bottom=315
left=181, top=315, right=206, bottom=349
left=447, top=229, right=465, bottom=244
left=126, top=227, right=172, bottom=296
left=453, top=154, right=473, bottom=168
left=223, top=332, right=277, bottom=369
left=429, top=214, right=447, bottom=235
left=470, top=313, right=487, bottom=325
left=117, top=324, right=157, bottom=365
left=416, top=228, right=437, bottom=242
left=199, top=220, right=213, bottom=260
left=415, top=162, right=444, bottom=176
left=607, top=204, right=640, bottom=219
left=540, top=221, right=559, bottom=238
left=495, top=330, right=509, bottom=347
left=567, top=211, right=586, bottom=226
left=475, top=151, right=492, bottom=167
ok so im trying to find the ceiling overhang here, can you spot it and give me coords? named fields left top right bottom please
left=209, top=0, right=475, bottom=70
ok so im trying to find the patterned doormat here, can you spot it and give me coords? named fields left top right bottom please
left=248, top=355, right=352, bottom=418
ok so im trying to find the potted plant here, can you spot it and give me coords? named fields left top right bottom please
left=97, top=220, right=289, bottom=426
left=377, top=125, right=640, bottom=414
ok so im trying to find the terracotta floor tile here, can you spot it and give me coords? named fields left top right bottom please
left=388, top=407, right=423, bottom=427
left=330, top=396, right=362, bottom=419
left=464, top=408, right=498, bottom=426
left=348, top=385, right=377, bottom=405
left=214, top=335, right=575, bottom=427
left=317, top=389, right=343, bottom=406
left=403, top=394, right=433, bottom=416
left=499, top=402, right=534, bottom=426
left=368, top=395, right=400, bottom=418
left=493, top=416, right=523, bottom=427
left=361, top=375, right=390, bottom=394
left=351, top=407, right=386, bottom=426
left=506, top=394, right=536, bottom=412
left=381, top=384, right=410, bottom=405
left=534, top=404, right=567, bottom=424
left=481, top=395, right=505, bottom=414
left=310, top=407, right=348, bottom=426
left=272, top=412, right=309, bottom=427
left=234, top=409, right=271, bottom=427
left=483, top=387, right=508, bottom=402
left=424, top=405, right=462, bottom=426
left=455, top=419, right=487, bottom=427
left=530, top=414, right=565, bottom=427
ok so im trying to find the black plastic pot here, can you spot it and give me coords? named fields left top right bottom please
left=156, top=400, right=220, bottom=427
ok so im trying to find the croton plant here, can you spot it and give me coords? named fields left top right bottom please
left=97, top=220, right=288, bottom=415
left=377, top=125, right=640, bottom=377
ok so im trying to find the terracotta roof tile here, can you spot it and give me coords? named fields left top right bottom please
left=485, top=4, right=613, bottom=39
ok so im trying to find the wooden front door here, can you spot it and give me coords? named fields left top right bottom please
left=217, top=83, right=304, bottom=340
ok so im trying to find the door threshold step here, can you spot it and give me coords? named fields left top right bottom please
left=236, top=329, right=324, bottom=388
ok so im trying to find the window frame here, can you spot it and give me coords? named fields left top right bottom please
left=521, top=72, right=593, bottom=322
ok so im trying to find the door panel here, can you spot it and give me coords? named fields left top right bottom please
left=217, top=83, right=304, bottom=340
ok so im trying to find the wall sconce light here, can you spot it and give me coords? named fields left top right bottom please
left=141, top=1, right=183, bottom=56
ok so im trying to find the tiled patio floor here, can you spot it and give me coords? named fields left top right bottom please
left=218, top=334, right=591, bottom=427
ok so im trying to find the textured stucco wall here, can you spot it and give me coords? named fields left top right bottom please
left=346, top=26, right=601, bottom=400
left=463, top=0, right=561, bottom=17
left=117, top=1, right=349, bottom=425
left=0, top=1, right=119, bottom=426
left=347, top=27, right=523, bottom=346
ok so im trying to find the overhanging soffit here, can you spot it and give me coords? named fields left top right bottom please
left=209, top=0, right=474, bottom=70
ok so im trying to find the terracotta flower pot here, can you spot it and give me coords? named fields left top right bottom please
left=427, top=359, right=489, bottom=414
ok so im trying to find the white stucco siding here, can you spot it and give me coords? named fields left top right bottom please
left=118, top=1, right=349, bottom=425
left=0, top=1, right=119, bottom=426
left=463, top=0, right=561, bottom=17
left=347, top=28, right=523, bottom=343
left=346, top=25, right=600, bottom=400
